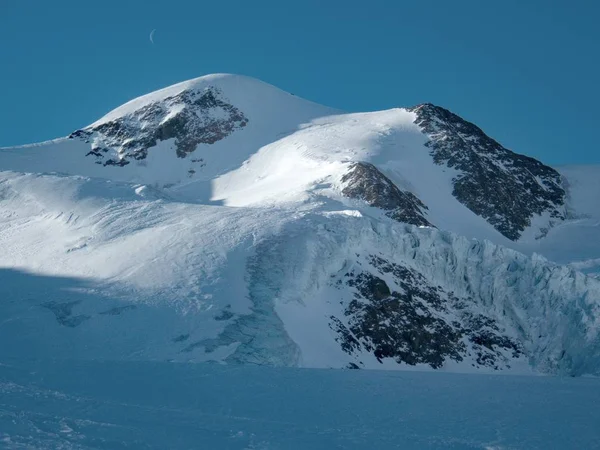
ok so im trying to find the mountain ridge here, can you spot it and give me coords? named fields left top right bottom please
left=1, top=74, right=599, bottom=375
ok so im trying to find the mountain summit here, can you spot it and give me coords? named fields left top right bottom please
left=1, top=74, right=599, bottom=375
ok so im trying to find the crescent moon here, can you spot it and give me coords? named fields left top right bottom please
left=149, top=29, right=156, bottom=44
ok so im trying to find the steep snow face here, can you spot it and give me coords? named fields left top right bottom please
left=529, top=165, right=600, bottom=279
left=1, top=74, right=599, bottom=375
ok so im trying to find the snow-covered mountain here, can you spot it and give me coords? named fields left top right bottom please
left=1, top=73, right=599, bottom=375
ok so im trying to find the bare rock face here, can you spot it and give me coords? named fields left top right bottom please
left=341, top=162, right=433, bottom=227
left=69, top=87, right=248, bottom=166
left=409, top=103, right=566, bottom=240
left=330, top=255, right=523, bottom=370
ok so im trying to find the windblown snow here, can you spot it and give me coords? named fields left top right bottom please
left=1, top=73, right=600, bottom=376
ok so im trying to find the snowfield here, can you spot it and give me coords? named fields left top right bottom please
left=1, top=358, right=599, bottom=449
left=1, top=73, right=600, bottom=378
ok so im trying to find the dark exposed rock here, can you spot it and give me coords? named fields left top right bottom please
left=461, top=312, right=523, bottom=368
left=330, top=254, right=523, bottom=370
left=68, top=130, right=87, bottom=139
left=330, top=316, right=362, bottom=355
left=341, top=162, right=433, bottom=227
left=71, top=87, right=248, bottom=166
left=409, top=103, right=566, bottom=240
left=104, top=158, right=130, bottom=167
left=341, top=271, right=464, bottom=368
left=367, top=255, right=445, bottom=310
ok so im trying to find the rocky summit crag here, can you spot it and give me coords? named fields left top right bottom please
left=70, top=87, right=248, bottom=166
left=410, top=103, right=566, bottom=240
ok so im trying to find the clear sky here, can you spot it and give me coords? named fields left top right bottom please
left=1, top=0, right=598, bottom=164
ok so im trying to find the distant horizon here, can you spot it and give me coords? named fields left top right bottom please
left=1, top=0, right=599, bottom=165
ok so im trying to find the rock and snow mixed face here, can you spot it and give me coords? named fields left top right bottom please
left=410, top=103, right=566, bottom=240
left=73, top=87, right=248, bottom=165
left=1, top=73, right=599, bottom=375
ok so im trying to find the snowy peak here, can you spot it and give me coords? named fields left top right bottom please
left=67, top=74, right=318, bottom=167
left=409, top=103, right=567, bottom=240
left=0, top=74, right=339, bottom=189
left=0, top=75, right=573, bottom=241
left=2, top=74, right=600, bottom=376
left=87, top=73, right=323, bottom=126
left=71, top=86, right=248, bottom=166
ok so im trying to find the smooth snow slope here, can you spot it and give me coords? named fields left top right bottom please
left=2, top=359, right=600, bottom=450
left=0, top=171, right=300, bottom=363
left=1, top=74, right=600, bottom=375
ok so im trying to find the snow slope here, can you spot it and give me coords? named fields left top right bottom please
left=504, top=165, right=600, bottom=279
left=0, top=75, right=558, bottom=244
left=1, top=74, right=600, bottom=375
left=0, top=75, right=338, bottom=201
left=2, top=358, right=600, bottom=449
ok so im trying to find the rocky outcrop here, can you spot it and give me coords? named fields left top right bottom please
left=331, top=255, right=523, bottom=370
left=70, top=87, right=248, bottom=166
left=341, top=162, right=433, bottom=227
left=409, top=103, right=566, bottom=240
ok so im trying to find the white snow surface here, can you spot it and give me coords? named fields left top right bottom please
left=1, top=358, right=599, bottom=449
left=1, top=74, right=600, bottom=376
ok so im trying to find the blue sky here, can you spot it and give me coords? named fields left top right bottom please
left=1, top=0, right=598, bottom=164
